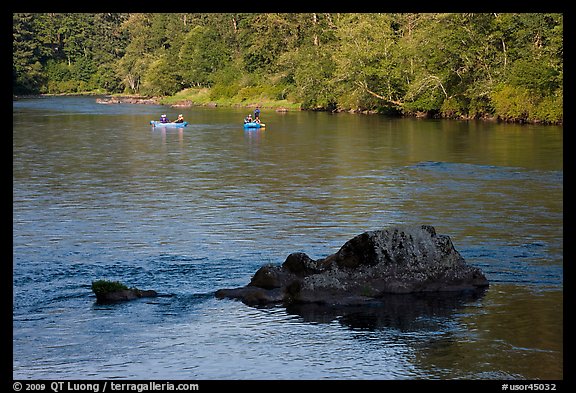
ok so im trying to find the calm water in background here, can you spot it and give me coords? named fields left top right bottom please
left=13, top=96, right=563, bottom=380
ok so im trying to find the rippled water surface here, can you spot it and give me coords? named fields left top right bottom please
left=13, top=96, right=563, bottom=380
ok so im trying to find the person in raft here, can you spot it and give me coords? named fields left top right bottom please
left=244, top=114, right=253, bottom=123
left=174, top=114, right=185, bottom=123
left=160, top=114, right=170, bottom=123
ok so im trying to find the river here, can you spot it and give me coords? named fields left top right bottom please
left=12, top=96, right=563, bottom=380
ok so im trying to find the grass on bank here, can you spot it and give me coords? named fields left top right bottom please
left=159, top=87, right=302, bottom=111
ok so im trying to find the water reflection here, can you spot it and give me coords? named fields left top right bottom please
left=243, top=128, right=266, bottom=160
left=284, top=288, right=488, bottom=332
left=152, top=127, right=184, bottom=146
left=412, top=285, right=563, bottom=380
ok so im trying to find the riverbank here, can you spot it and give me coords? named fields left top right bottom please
left=14, top=90, right=562, bottom=125
left=158, top=88, right=302, bottom=113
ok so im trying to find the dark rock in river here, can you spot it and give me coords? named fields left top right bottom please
left=215, top=225, right=489, bottom=306
left=94, top=288, right=158, bottom=303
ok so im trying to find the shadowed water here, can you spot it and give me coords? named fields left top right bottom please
left=13, top=96, right=562, bottom=380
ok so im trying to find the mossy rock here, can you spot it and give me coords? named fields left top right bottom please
left=92, top=280, right=157, bottom=303
left=91, top=280, right=129, bottom=295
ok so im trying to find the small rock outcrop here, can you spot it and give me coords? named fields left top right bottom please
left=95, top=96, right=159, bottom=105
left=92, top=280, right=158, bottom=303
left=215, top=225, right=489, bottom=306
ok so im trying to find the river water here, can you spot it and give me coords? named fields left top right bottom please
left=12, top=96, right=563, bottom=380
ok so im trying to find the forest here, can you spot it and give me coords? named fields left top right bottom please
left=12, top=13, right=563, bottom=124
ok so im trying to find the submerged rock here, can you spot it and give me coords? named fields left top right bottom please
left=215, top=225, right=489, bottom=306
left=94, top=288, right=158, bottom=303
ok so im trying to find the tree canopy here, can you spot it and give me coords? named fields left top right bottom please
left=13, top=12, right=563, bottom=123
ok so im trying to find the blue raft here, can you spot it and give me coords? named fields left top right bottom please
left=243, top=122, right=265, bottom=129
left=150, top=120, right=188, bottom=128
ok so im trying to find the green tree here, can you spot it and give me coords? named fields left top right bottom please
left=490, top=13, right=562, bottom=122
left=279, top=46, right=336, bottom=109
left=13, top=13, right=44, bottom=94
left=331, top=13, right=403, bottom=111
left=237, top=13, right=306, bottom=74
left=141, top=56, right=182, bottom=96
left=115, top=13, right=153, bottom=93
left=178, top=25, right=231, bottom=87
left=89, top=13, right=129, bottom=92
